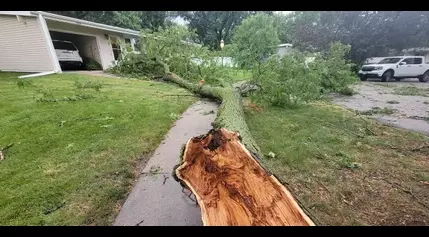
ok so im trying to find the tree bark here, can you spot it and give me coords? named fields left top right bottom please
left=163, top=72, right=260, bottom=154
left=154, top=58, right=315, bottom=226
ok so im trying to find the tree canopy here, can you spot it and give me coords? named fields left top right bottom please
left=179, top=11, right=272, bottom=50
left=48, top=11, right=174, bottom=31
left=277, top=11, right=429, bottom=64
left=230, top=13, right=280, bottom=70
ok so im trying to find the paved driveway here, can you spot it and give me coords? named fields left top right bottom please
left=332, top=79, right=429, bottom=135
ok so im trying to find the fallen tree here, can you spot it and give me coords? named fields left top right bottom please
left=154, top=58, right=315, bottom=226
left=111, top=25, right=316, bottom=226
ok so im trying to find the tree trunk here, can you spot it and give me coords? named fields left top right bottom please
left=155, top=58, right=315, bottom=226
left=163, top=73, right=260, bottom=154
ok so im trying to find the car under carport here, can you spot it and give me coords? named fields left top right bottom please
left=0, top=11, right=140, bottom=75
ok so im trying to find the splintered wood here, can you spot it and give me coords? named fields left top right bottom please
left=175, top=128, right=315, bottom=226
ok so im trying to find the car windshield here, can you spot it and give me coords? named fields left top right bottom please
left=53, top=41, right=77, bottom=51
left=378, top=58, right=402, bottom=64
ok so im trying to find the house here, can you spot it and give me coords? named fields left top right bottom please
left=276, top=43, right=293, bottom=58
left=0, top=11, right=140, bottom=73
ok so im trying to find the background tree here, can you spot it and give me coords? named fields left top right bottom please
left=179, top=11, right=272, bottom=50
left=282, top=11, right=429, bottom=65
left=229, top=13, right=280, bottom=75
left=48, top=11, right=173, bottom=31
left=273, top=13, right=295, bottom=44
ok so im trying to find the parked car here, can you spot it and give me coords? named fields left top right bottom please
left=52, top=40, right=83, bottom=69
left=358, top=56, right=429, bottom=82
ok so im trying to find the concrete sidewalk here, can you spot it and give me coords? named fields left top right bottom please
left=114, top=100, right=219, bottom=226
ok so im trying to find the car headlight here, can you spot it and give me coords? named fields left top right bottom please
left=374, top=66, right=383, bottom=70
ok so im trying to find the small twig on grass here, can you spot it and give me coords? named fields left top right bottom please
left=357, top=115, right=376, bottom=136
left=373, top=176, right=429, bottom=211
left=315, top=180, right=331, bottom=194
left=411, top=143, right=429, bottom=152
left=0, top=143, right=14, bottom=161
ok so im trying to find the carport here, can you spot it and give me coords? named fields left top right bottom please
left=49, top=30, right=102, bottom=70
left=0, top=11, right=140, bottom=75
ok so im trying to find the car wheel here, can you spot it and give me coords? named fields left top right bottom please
left=359, top=75, right=367, bottom=81
left=419, top=71, right=429, bottom=82
left=381, top=70, right=393, bottom=82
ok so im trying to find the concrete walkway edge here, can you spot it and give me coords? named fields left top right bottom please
left=114, top=100, right=219, bottom=226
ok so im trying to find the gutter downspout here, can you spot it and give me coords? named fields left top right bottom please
left=37, top=13, right=62, bottom=74
left=18, top=71, right=57, bottom=79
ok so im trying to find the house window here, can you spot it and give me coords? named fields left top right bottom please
left=112, top=43, right=121, bottom=60
left=134, top=39, right=141, bottom=51
left=124, top=38, right=135, bottom=52
left=110, top=36, right=121, bottom=61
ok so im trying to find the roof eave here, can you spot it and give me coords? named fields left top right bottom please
left=30, top=11, right=141, bottom=37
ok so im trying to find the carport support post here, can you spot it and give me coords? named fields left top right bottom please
left=38, top=14, right=62, bottom=73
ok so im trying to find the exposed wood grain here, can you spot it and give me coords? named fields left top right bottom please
left=175, top=128, right=315, bottom=226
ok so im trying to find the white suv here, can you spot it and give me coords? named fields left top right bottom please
left=52, top=40, right=83, bottom=69
left=358, top=56, right=429, bottom=82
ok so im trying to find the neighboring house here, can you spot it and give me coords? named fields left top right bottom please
left=276, top=43, right=293, bottom=58
left=0, top=11, right=140, bottom=73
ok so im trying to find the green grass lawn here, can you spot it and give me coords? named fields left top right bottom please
left=203, top=68, right=251, bottom=86
left=0, top=72, right=196, bottom=225
left=223, top=68, right=252, bottom=84
left=245, top=102, right=429, bottom=226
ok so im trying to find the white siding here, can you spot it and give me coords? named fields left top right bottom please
left=46, top=20, right=137, bottom=70
left=0, top=15, right=55, bottom=72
